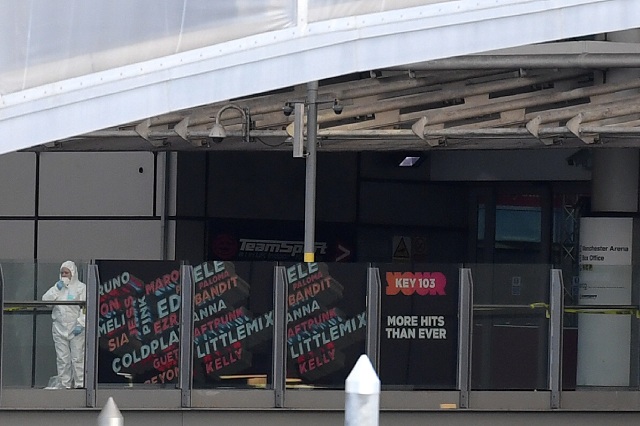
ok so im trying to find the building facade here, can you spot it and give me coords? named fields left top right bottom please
left=3, top=1, right=640, bottom=424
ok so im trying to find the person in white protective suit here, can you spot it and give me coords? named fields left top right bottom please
left=42, top=260, right=87, bottom=389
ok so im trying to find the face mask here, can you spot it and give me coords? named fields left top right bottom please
left=61, top=277, right=71, bottom=286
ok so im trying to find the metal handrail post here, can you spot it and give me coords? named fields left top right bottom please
left=549, top=269, right=564, bottom=409
left=273, top=266, right=287, bottom=407
left=458, top=267, right=473, bottom=409
left=85, top=262, right=100, bottom=408
left=179, top=263, right=194, bottom=407
left=366, top=266, right=381, bottom=371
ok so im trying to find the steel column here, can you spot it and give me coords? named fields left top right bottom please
left=458, top=267, right=473, bottom=409
left=303, top=81, right=318, bottom=262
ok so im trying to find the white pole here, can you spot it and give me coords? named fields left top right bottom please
left=345, top=354, right=380, bottom=426
left=97, top=396, right=124, bottom=426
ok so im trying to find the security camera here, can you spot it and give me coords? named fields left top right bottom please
left=332, top=100, right=343, bottom=115
left=283, top=103, right=294, bottom=117
left=208, top=123, right=226, bottom=143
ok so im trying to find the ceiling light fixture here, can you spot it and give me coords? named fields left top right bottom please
left=398, top=156, right=422, bottom=167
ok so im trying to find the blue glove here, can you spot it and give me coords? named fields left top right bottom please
left=72, top=325, right=84, bottom=336
left=56, top=280, right=64, bottom=290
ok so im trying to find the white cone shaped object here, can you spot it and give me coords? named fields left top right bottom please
left=98, top=396, right=124, bottom=426
left=345, top=354, right=380, bottom=426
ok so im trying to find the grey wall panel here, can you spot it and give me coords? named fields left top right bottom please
left=357, top=226, right=466, bottom=263
left=430, top=149, right=591, bottom=182
left=0, top=152, right=36, bottom=215
left=37, top=220, right=162, bottom=260
left=206, top=152, right=358, bottom=222
left=315, top=152, right=358, bottom=222
left=207, top=151, right=305, bottom=220
left=357, top=226, right=394, bottom=262
left=174, top=220, right=205, bottom=262
left=176, top=152, right=206, bottom=217
left=168, top=153, right=178, bottom=217
left=0, top=220, right=35, bottom=259
left=38, top=152, right=156, bottom=216
left=155, top=152, right=171, bottom=218
left=166, top=219, right=176, bottom=260
left=359, top=181, right=467, bottom=227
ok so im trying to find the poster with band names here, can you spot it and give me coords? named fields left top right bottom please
left=191, top=261, right=274, bottom=387
left=283, top=262, right=367, bottom=387
left=96, top=260, right=274, bottom=387
left=97, top=260, right=182, bottom=384
left=378, top=263, right=459, bottom=389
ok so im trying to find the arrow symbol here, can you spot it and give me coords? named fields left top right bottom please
left=336, top=244, right=351, bottom=262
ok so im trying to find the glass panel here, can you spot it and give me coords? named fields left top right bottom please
left=192, top=261, right=274, bottom=389
left=562, top=311, right=578, bottom=390
left=470, top=263, right=550, bottom=390
left=475, top=192, right=490, bottom=262
left=377, top=263, right=459, bottom=390
left=552, top=193, right=593, bottom=391
left=563, top=291, right=636, bottom=390
left=2, top=262, right=37, bottom=301
left=284, top=262, right=367, bottom=389
left=491, top=194, right=544, bottom=265
left=2, top=260, right=89, bottom=389
left=477, top=203, right=486, bottom=242
left=495, top=194, right=542, bottom=244
left=564, top=247, right=636, bottom=389
left=96, top=260, right=181, bottom=386
left=2, top=261, right=37, bottom=388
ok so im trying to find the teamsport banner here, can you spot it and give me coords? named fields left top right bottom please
left=377, top=263, right=459, bottom=389
left=283, top=262, right=367, bottom=387
left=96, top=260, right=275, bottom=387
left=208, top=219, right=355, bottom=262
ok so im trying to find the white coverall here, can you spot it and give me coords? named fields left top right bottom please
left=42, top=260, right=87, bottom=388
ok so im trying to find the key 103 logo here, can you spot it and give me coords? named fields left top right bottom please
left=385, top=272, right=446, bottom=296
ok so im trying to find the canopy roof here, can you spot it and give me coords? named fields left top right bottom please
left=2, top=0, right=640, bottom=154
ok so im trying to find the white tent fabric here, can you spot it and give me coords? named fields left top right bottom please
left=0, top=0, right=454, bottom=95
left=1, top=1, right=296, bottom=94
left=1, top=0, right=640, bottom=155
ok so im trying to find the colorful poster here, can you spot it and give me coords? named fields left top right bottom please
left=378, top=263, right=459, bottom=389
left=192, top=261, right=274, bottom=387
left=96, top=260, right=274, bottom=387
left=284, top=262, right=367, bottom=387
left=96, top=260, right=181, bottom=384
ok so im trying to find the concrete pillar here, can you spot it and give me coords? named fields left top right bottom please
left=591, top=150, right=639, bottom=213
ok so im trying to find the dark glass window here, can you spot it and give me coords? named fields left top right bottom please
left=377, top=263, right=459, bottom=390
